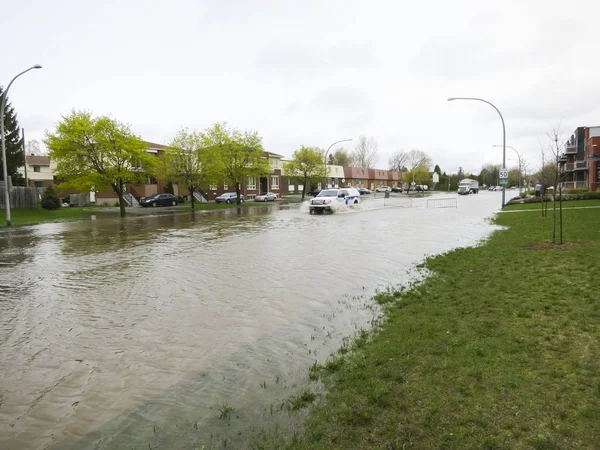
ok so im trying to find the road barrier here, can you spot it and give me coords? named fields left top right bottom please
left=427, top=197, right=458, bottom=208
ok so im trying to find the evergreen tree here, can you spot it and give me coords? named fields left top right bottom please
left=0, top=86, right=24, bottom=183
left=41, top=185, right=61, bottom=210
left=433, top=164, right=441, bottom=175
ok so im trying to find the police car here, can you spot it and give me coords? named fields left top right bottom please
left=309, top=187, right=361, bottom=214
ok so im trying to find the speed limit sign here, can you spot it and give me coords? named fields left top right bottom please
left=499, top=168, right=508, bottom=179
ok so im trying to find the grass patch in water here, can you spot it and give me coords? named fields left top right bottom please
left=288, top=391, right=317, bottom=411
left=0, top=206, right=115, bottom=227
left=282, top=207, right=600, bottom=449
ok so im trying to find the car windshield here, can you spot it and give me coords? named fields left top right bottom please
left=258, top=193, right=268, bottom=196
left=317, top=190, right=338, bottom=197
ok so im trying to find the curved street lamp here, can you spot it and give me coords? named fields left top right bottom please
left=448, top=97, right=507, bottom=208
left=1, top=64, right=43, bottom=226
left=446, top=166, right=462, bottom=192
left=324, top=138, right=352, bottom=188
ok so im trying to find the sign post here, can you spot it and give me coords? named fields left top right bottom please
left=499, top=168, right=508, bottom=186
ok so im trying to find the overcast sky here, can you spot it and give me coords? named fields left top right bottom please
left=3, top=0, right=599, bottom=173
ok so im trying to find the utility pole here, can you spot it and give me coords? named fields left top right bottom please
left=22, top=128, right=28, bottom=187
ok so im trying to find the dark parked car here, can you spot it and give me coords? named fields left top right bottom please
left=309, top=188, right=322, bottom=197
left=215, top=192, right=245, bottom=203
left=392, top=187, right=403, bottom=193
left=358, top=187, right=372, bottom=195
left=140, top=193, right=179, bottom=207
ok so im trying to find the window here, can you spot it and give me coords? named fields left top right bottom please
left=33, top=165, right=41, bottom=172
left=271, top=176, right=279, bottom=189
left=288, top=180, right=295, bottom=192
left=210, top=184, right=217, bottom=191
left=247, top=177, right=256, bottom=190
left=223, top=183, right=228, bottom=190
left=34, top=181, right=43, bottom=188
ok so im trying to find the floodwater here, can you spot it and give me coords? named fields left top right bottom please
left=0, top=192, right=502, bottom=449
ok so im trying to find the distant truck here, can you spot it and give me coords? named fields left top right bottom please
left=457, top=179, right=479, bottom=195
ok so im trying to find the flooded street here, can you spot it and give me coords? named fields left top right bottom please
left=1, top=192, right=502, bottom=449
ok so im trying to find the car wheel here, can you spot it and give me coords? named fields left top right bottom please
left=240, top=199, right=244, bottom=203
left=172, top=200, right=176, bottom=206
left=226, top=199, right=231, bottom=204
left=309, top=209, right=313, bottom=214
left=152, top=202, right=157, bottom=207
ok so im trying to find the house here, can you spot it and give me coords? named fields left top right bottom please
left=17, top=155, right=56, bottom=189
left=203, top=151, right=284, bottom=201
left=558, top=126, right=600, bottom=191
left=342, top=167, right=370, bottom=188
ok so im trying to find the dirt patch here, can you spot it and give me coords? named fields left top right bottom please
left=521, top=242, right=580, bottom=250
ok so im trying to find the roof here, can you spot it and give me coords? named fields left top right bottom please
left=265, top=151, right=284, bottom=158
left=26, top=155, right=50, bottom=166
left=143, top=141, right=168, bottom=150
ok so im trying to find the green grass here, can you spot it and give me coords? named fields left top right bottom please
left=0, top=206, right=115, bottom=227
left=504, top=199, right=600, bottom=211
left=283, top=207, right=600, bottom=449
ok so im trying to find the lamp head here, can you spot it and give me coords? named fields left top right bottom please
left=447, top=97, right=457, bottom=101
left=33, top=64, right=42, bottom=69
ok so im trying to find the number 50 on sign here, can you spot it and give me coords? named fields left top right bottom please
left=499, top=168, right=508, bottom=179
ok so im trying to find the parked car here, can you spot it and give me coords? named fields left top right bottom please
left=140, top=193, right=179, bottom=207
left=254, top=192, right=278, bottom=202
left=375, top=186, right=392, bottom=192
left=358, top=187, right=372, bottom=195
left=391, top=187, right=403, bottom=193
left=215, top=192, right=245, bottom=203
left=309, top=188, right=322, bottom=197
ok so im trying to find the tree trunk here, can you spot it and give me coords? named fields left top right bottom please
left=235, top=183, right=242, bottom=205
left=301, top=176, right=307, bottom=200
left=190, top=186, right=195, bottom=210
left=112, top=182, right=127, bottom=218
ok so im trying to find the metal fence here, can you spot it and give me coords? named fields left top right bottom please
left=0, top=187, right=40, bottom=209
left=427, top=197, right=458, bottom=208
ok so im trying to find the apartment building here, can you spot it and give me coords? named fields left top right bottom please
left=558, top=126, right=600, bottom=191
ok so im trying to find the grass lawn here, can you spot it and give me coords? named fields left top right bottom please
left=282, top=207, right=600, bottom=449
left=0, top=207, right=115, bottom=227
left=504, top=199, right=600, bottom=211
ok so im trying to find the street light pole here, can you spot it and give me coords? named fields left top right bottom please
left=446, top=166, right=461, bottom=192
left=448, top=97, right=506, bottom=208
left=493, top=145, right=523, bottom=194
left=324, top=139, right=352, bottom=188
left=1, top=64, right=42, bottom=226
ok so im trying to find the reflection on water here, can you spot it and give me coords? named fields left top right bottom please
left=0, top=194, right=501, bottom=449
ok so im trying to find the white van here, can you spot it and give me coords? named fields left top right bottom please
left=309, top=187, right=361, bottom=214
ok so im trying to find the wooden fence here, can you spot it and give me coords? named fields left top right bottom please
left=0, top=187, right=40, bottom=209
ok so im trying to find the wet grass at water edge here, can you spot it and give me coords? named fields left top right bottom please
left=0, top=206, right=116, bottom=227
left=266, top=206, right=600, bottom=449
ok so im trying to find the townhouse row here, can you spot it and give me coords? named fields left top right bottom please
left=558, top=126, right=600, bottom=191
left=18, top=141, right=406, bottom=203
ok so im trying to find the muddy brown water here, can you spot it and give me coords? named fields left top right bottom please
left=0, top=193, right=502, bottom=449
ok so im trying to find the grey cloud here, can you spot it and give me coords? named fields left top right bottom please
left=256, top=40, right=378, bottom=75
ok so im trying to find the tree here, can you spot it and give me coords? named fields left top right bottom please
left=546, top=124, right=566, bottom=244
left=201, top=122, right=269, bottom=205
left=44, top=110, right=156, bottom=217
left=26, top=139, right=45, bottom=156
left=405, top=166, right=431, bottom=190
left=389, top=149, right=432, bottom=172
left=351, top=136, right=378, bottom=168
left=40, top=185, right=61, bottom=210
left=283, top=146, right=326, bottom=200
left=388, top=150, right=408, bottom=172
left=433, top=164, right=441, bottom=175
left=159, top=128, right=215, bottom=210
left=330, top=148, right=352, bottom=167
left=0, top=86, right=24, bottom=184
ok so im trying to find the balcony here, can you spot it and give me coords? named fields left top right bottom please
left=574, top=160, right=588, bottom=170
left=558, top=153, right=568, bottom=161
left=560, top=163, right=574, bottom=172
left=565, top=143, right=577, bottom=154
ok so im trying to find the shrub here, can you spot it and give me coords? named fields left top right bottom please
left=581, top=191, right=600, bottom=200
left=40, top=186, right=61, bottom=210
left=177, top=196, right=186, bottom=203
left=567, top=188, right=589, bottom=195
